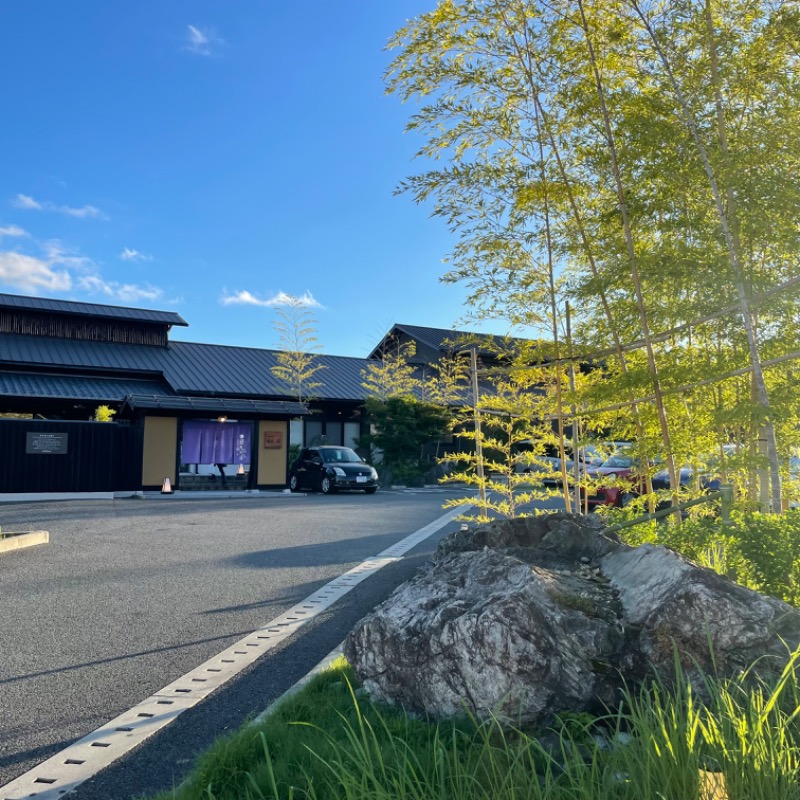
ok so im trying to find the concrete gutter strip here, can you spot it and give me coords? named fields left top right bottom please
left=0, top=531, right=49, bottom=554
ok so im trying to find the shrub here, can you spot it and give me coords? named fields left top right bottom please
left=615, top=512, right=800, bottom=605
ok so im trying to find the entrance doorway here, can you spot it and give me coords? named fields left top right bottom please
left=179, top=419, right=253, bottom=490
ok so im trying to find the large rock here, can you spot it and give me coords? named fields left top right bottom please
left=345, top=514, right=800, bottom=724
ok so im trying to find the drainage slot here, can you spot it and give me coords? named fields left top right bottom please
left=246, top=643, right=259, bottom=647
left=91, top=742, right=112, bottom=748
left=234, top=650, right=248, bottom=654
left=222, top=658, right=235, bottom=663
left=116, top=726, right=134, bottom=732
left=138, top=712, right=155, bottom=718
left=34, top=778, right=57, bottom=785
left=175, top=688, right=192, bottom=693
left=191, top=678, right=207, bottom=682
left=64, top=759, right=85, bottom=765
left=207, top=668, right=223, bottom=672
left=156, top=700, right=174, bottom=705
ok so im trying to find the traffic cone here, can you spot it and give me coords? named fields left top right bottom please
left=161, top=477, right=173, bottom=494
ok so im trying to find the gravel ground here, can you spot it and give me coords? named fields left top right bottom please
left=0, top=490, right=467, bottom=797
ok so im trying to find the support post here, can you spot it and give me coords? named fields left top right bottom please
left=471, top=347, right=487, bottom=510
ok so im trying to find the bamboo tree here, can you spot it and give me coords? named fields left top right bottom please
left=496, top=2, right=657, bottom=508
left=573, top=0, right=679, bottom=496
left=627, top=0, right=784, bottom=510
left=361, top=340, right=420, bottom=400
left=271, top=294, right=326, bottom=403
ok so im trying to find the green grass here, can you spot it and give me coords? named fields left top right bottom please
left=151, top=649, right=800, bottom=800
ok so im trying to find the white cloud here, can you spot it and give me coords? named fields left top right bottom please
left=185, top=25, right=224, bottom=56
left=0, top=251, right=72, bottom=293
left=120, top=247, right=152, bottom=262
left=0, top=224, right=29, bottom=239
left=0, top=236, right=164, bottom=303
left=221, top=290, right=272, bottom=307
left=13, top=194, right=42, bottom=211
left=221, top=290, right=323, bottom=309
left=12, top=193, right=107, bottom=220
left=77, top=275, right=163, bottom=303
left=42, top=240, right=94, bottom=270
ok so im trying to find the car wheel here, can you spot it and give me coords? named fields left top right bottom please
left=320, top=476, right=335, bottom=494
left=364, top=487, right=377, bottom=495
left=289, top=474, right=300, bottom=493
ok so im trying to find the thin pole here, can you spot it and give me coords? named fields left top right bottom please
left=566, top=302, right=581, bottom=514
left=471, top=347, right=487, bottom=509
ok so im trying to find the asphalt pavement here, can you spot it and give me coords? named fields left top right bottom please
left=0, top=489, right=471, bottom=799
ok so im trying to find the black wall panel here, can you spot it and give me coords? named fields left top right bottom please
left=0, top=420, right=142, bottom=492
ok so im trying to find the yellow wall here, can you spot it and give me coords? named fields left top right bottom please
left=142, top=416, right=177, bottom=486
left=258, top=420, right=288, bottom=485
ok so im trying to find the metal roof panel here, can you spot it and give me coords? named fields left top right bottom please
left=0, top=293, right=188, bottom=326
left=122, top=395, right=308, bottom=416
left=0, top=372, right=173, bottom=402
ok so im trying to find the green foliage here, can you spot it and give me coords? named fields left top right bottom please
left=443, top=373, right=564, bottom=522
left=93, top=405, right=116, bottom=422
left=154, top=649, right=800, bottom=800
left=616, top=512, right=800, bottom=605
left=361, top=396, right=451, bottom=484
left=386, top=0, right=800, bottom=511
left=270, top=296, right=326, bottom=403
left=361, top=340, right=420, bottom=401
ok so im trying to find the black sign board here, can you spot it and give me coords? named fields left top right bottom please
left=26, top=433, right=69, bottom=455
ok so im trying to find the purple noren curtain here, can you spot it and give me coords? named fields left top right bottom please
left=182, top=421, right=252, bottom=464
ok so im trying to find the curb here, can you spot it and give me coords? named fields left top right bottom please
left=0, top=530, right=49, bottom=554
left=0, top=491, right=308, bottom=504
left=0, top=492, right=114, bottom=504
left=252, top=644, right=345, bottom=726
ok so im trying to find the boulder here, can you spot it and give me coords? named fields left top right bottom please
left=345, top=514, right=800, bottom=724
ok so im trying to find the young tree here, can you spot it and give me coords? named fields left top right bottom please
left=361, top=340, right=420, bottom=400
left=386, top=0, right=800, bottom=512
left=270, top=294, right=326, bottom=403
left=361, top=395, right=453, bottom=484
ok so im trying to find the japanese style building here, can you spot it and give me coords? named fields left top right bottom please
left=0, top=293, right=516, bottom=495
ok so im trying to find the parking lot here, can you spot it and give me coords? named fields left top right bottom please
left=0, top=489, right=471, bottom=798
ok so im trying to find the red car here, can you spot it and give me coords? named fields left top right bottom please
left=583, top=451, right=646, bottom=509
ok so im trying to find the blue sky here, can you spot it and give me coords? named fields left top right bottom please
left=0, top=2, right=513, bottom=357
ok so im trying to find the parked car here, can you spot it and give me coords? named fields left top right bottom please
left=650, top=464, right=722, bottom=493
left=288, top=446, right=379, bottom=494
left=583, top=449, right=646, bottom=509
left=514, top=440, right=630, bottom=478
left=515, top=441, right=632, bottom=493
left=651, top=445, right=743, bottom=495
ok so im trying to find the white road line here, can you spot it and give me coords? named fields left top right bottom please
left=0, top=503, right=469, bottom=800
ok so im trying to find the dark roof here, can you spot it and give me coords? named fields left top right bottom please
left=0, top=334, right=368, bottom=402
left=368, top=323, right=529, bottom=360
left=0, top=293, right=188, bottom=327
left=121, top=395, right=308, bottom=416
left=0, top=372, right=173, bottom=402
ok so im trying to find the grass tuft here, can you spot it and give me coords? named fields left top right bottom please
left=150, top=646, right=800, bottom=800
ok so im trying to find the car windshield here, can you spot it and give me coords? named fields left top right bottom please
left=321, top=448, right=363, bottom=464
left=602, top=454, right=635, bottom=468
